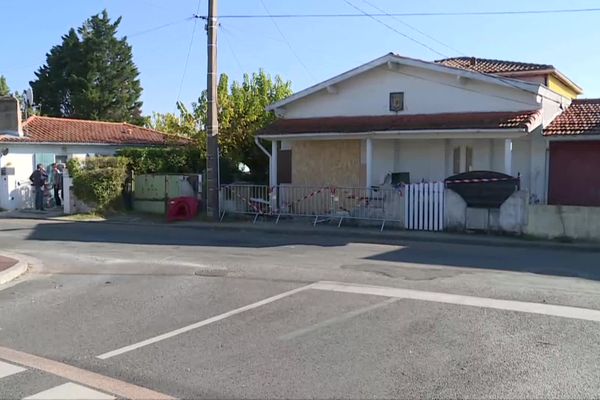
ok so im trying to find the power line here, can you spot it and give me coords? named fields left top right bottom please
left=360, top=0, right=465, bottom=56
left=128, top=17, right=194, bottom=38
left=175, top=1, right=203, bottom=110
left=259, top=0, right=315, bottom=80
left=201, top=7, right=600, bottom=19
left=220, top=25, right=245, bottom=75
left=343, top=0, right=448, bottom=58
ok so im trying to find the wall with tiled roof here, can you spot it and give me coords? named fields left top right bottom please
left=435, top=57, right=553, bottom=74
left=0, top=116, right=185, bottom=145
left=545, top=99, right=600, bottom=136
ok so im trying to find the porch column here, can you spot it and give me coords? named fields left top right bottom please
left=270, top=140, right=278, bottom=187
left=366, top=137, right=373, bottom=188
left=504, top=139, right=512, bottom=176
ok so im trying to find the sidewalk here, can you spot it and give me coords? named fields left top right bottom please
left=0, top=256, right=17, bottom=273
left=4, top=210, right=600, bottom=252
left=0, top=208, right=64, bottom=220
left=172, top=218, right=600, bottom=252
left=0, top=253, right=28, bottom=285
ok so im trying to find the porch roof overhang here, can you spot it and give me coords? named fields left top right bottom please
left=259, top=128, right=528, bottom=141
left=258, top=110, right=540, bottom=141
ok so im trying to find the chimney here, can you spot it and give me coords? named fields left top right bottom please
left=469, top=57, right=477, bottom=66
left=0, top=96, right=23, bottom=137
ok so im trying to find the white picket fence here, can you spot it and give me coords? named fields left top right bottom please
left=404, top=182, right=445, bottom=231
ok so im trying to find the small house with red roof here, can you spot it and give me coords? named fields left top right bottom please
left=0, top=96, right=182, bottom=210
left=258, top=53, right=600, bottom=209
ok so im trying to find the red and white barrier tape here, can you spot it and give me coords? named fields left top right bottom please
left=446, top=177, right=517, bottom=184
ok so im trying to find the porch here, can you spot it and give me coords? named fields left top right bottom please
left=265, top=132, right=545, bottom=204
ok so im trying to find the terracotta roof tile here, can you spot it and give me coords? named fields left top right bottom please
left=435, top=57, right=553, bottom=74
left=0, top=116, right=186, bottom=145
left=544, top=99, right=600, bottom=136
left=259, top=110, right=540, bottom=136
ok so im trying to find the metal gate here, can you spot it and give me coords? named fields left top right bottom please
left=404, top=182, right=445, bottom=231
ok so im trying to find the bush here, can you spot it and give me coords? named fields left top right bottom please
left=116, top=147, right=204, bottom=174
left=68, top=157, right=128, bottom=212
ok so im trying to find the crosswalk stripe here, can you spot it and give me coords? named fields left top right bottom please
left=0, top=360, right=26, bottom=379
left=24, top=383, right=115, bottom=400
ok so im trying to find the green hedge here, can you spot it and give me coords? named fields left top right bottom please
left=68, top=157, right=128, bottom=211
left=116, top=147, right=204, bottom=174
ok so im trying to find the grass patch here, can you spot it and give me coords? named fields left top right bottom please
left=59, top=212, right=105, bottom=222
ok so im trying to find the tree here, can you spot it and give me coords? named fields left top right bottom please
left=0, top=75, right=9, bottom=96
left=151, top=70, right=292, bottom=183
left=30, top=10, right=144, bottom=124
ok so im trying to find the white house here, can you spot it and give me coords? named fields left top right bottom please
left=257, top=53, right=582, bottom=206
left=0, top=96, right=179, bottom=210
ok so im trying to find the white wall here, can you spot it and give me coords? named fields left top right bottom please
left=283, top=65, right=540, bottom=119
left=512, top=137, right=531, bottom=191
left=364, top=137, right=539, bottom=186
left=372, top=139, right=395, bottom=185
left=394, top=139, right=446, bottom=183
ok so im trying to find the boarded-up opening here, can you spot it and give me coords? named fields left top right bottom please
left=277, top=149, right=291, bottom=184
left=549, top=141, right=600, bottom=206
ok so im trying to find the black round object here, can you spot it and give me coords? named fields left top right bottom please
left=445, top=171, right=520, bottom=208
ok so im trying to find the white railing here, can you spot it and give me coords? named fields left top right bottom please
left=219, top=184, right=405, bottom=230
left=404, top=182, right=445, bottom=231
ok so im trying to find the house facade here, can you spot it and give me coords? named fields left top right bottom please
left=258, top=53, right=598, bottom=207
left=0, top=96, right=179, bottom=210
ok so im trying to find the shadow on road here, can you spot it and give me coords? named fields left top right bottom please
left=26, top=221, right=354, bottom=248
left=367, top=246, right=600, bottom=281
left=25, top=221, right=600, bottom=281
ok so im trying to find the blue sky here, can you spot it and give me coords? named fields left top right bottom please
left=2, top=0, right=600, bottom=116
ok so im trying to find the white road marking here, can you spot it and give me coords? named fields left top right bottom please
left=0, top=359, right=26, bottom=379
left=312, top=281, right=600, bottom=322
left=279, top=298, right=399, bottom=340
left=24, top=383, right=115, bottom=400
left=97, top=283, right=316, bottom=360
left=0, top=346, right=173, bottom=400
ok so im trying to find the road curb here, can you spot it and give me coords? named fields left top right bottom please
left=3, top=215, right=599, bottom=253
left=0, top=252, right=29, bottom=285
left=99, top=217, right=600, bottom=253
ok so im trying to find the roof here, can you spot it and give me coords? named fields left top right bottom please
left=436, top=57, right=583, bottom=95
left=544, top=99, right=600, bottom=136
left=435, top=57, right=553, bottom=74
left=267, top=53, right=542, bottom=112
left=0, top=116, right=184, bottom=145
left=259, top=110, right=540, bottom=137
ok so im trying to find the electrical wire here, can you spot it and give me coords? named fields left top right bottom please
left=208, top=7, right=600, bottom=19
left=259, top=0, right=315, bottom=80
left=175, top=0, right=203, bottom=110
left=343, top=0, right=448, bottom=58
left=220, top=25, right=245, bottom=75
left=360, top=0, right=465, bottom=56
left=128, top=17, right=194, bottom=38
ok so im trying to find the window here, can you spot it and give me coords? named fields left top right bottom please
left=452, top=145, right=475, bottom=174
left=465, top=146, right=473, bottom=172
left=453, top=147, right=461, bottom=174
left=389, top=92, right=404, bottom=112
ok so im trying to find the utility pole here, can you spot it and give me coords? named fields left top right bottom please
left=206, top=0, right=219, bottom=218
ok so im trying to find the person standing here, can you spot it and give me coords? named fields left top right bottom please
left=29, top=163, right=48, bottom=211
left=52, top=163, right=63, bottom=207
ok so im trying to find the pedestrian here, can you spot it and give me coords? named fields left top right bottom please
left=52, top=163, right=63, bottom=207
left=29, top=163, right=48, bottom=211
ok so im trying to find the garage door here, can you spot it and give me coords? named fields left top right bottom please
left=548, top=141, right=600, bottom=206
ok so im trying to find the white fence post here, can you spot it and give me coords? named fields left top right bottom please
left=404, top=182, right=445, bottom=232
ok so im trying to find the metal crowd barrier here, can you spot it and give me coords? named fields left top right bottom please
left=219, top=184, right=405, bottom=231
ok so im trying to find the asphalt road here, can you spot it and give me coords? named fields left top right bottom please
left=1, top=218, right=600, bottom=399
